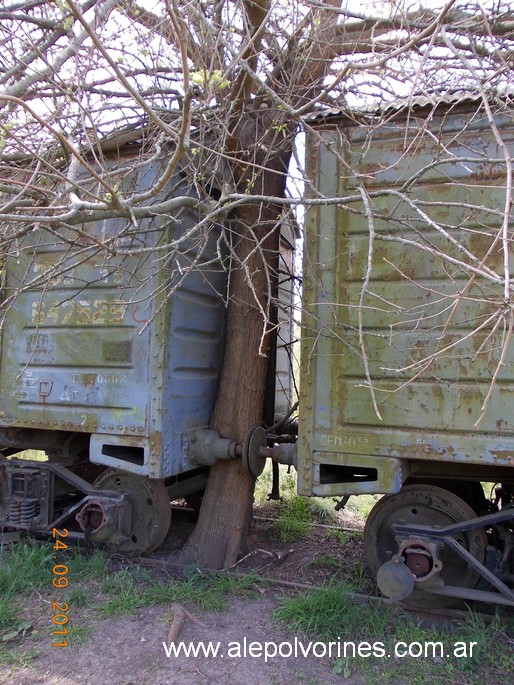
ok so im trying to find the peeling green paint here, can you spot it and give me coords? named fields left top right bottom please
left=298, top=107, right=514, bottom=497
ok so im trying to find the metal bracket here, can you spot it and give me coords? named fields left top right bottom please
left=393, top=507, right=514, bottom=605
left=186, top=427, right=297, bottom=476
left=187, top=429, right=238, bottom=466
left=3, top=460, right=127, bottom=541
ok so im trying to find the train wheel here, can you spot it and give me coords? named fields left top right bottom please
left=404, top=478, right=488, bottom=514
left=364, top=484, right=487, bottom=608
left=92, top=470, right=171, bottom=555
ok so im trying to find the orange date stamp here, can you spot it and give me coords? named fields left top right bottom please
left=51, top=527, right=69, bottom=647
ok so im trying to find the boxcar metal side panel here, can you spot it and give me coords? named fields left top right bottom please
left=161, top=230, right=226, bottom=476
left=298, top=106, right=514, bottom=496
left=0, top=156, right=226, bottom=479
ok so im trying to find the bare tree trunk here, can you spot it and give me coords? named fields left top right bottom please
left=179, top=0, right=344, bottom=568
left=179, top=128, right=290, bottom=567
left=178, top=0, right=343, bottom=565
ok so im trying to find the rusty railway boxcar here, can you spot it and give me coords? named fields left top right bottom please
left=0, top=145, right=228, bottom=554
left=298, top=96, right=514, bottom=607
left=0, top=129, right=296, bottom=557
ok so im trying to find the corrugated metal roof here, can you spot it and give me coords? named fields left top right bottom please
left=302, top=90, right=488, bottom=123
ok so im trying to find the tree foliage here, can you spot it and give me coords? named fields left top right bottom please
left=2, top=1, right=512, bottom=230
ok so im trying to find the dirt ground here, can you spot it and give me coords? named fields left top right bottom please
left=1, top=509, right=371, bottom=685
left=2, top=596, right=366, bottom=685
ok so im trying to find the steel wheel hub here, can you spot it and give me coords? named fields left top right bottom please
left=89, top=469, right=171, bottom=555
left=364, top=484, right=487, bottom=608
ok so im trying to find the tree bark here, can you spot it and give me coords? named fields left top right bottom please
left=179, top=1, right=344, bottom=569
left=178, top=114, right=291, bottom=567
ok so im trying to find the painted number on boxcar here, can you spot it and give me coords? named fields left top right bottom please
left=32, top=300, right=127, bottom=326
left=320, top=433, right=373, bottom=449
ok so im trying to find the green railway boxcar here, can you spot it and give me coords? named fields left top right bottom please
left=298, top=98, right=514, bottom=607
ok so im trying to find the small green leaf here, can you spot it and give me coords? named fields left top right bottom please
left=191, top=72, right=205, bottom=87
left=2, top=621, right=32, bottom=642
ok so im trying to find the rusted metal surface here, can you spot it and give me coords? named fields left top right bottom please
left=0, top=155, right=226, bottom=479
left=299, top=103, right=514, bottom=496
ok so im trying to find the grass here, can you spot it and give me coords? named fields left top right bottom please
left=63, top=624, right=92, bottom=646
left=0, top=597, right=18, bottom=631
left=255, top=463, right=352, bottom=542
left=0, top=542, right=54, bottom=594
left=272, top=496, right=313, bottom=542
left=0, top=537, right=267, bottom=663
left=324, top=527, right=363, bottom=546
left=0, top=541, right=109, bottom=653
left=0, top=542, right=56, bottom=645
left=344, top=492, right=381, bottom=520
left=255, top=462, right=378, bottom=534
left=274, top=584, right=389, bottom=640
left=98, top=567, right=264, bottom=617
left=274, top=584, right=514, bottom=685
left=0, top=647, right=39, bottom=668
left=309, top=553, right=342, bottom=570
left=306, top=554, right=372, bottom=594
